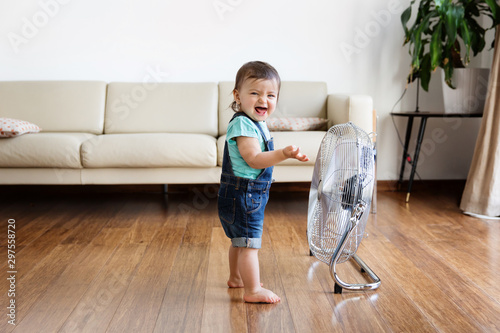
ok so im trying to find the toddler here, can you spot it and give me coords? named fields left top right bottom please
left=218, top=61, right=309, bottom=303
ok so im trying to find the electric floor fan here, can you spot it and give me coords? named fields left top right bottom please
left=307, top=122, right=381, bottom=294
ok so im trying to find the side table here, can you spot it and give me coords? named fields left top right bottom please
left=391, top=111, right=483, bottom=202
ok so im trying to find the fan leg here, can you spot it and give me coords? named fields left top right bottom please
left=334, top=283, right=343, bottom=294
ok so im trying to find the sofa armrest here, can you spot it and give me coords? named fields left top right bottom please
left=327, top=94, right=374, bottom=135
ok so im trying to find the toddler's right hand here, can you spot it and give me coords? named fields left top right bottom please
left=283, top=145, right=309, bottom=162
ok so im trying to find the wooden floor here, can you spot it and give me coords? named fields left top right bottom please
left=0, top=182, right=499, bottom=332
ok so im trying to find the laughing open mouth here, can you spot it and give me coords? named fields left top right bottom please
left=255, top=107, right=267, bottom=115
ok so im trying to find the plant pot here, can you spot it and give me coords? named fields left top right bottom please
left=442, top=68, right=490, bottom=114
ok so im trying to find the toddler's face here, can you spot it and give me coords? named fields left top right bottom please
left=233, top=78, right=279, bottom=122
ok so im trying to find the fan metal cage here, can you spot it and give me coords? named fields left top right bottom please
left=308, top=122, right=375, bottom=265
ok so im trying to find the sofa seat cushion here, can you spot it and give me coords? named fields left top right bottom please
left=81, top=133, right=217, bottom=168
left=217, top=131, right=325, bottom=167
left=0, top=133, right=94, bottom=168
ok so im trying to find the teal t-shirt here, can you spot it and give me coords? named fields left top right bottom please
left=226, top=116, right=270, bottom=180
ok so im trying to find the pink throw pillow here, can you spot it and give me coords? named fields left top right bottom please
left=267, top=117, right=328, bottom=131
left=0, top=118, right=41, bottom=138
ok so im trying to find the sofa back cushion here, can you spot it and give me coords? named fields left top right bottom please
left=0, top=81, right=107, bottom=134
left=105, top=82, right=218, bottom=136
left=218, top=81, right=327, bottom=135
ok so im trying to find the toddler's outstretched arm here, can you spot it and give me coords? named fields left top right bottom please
left=236, top=137, right=309, bottom=169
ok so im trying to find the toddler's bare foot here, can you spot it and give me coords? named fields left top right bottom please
left=243, top=287, right=281, bottom=303
left=227, top=278, right=263, bottom=288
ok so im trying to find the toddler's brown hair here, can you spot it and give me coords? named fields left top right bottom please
left=230, top=61, right=281, bottom=112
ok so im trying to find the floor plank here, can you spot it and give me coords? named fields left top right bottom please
left=152, top=202, right=212, bottom=333
left=58, top=202, right=167, bottom=332
left=105, top=206, right=186, bottom=333
left=267, top=218, right=343, bottom=333
left=58, top=242, right=148, bottom=333
left=11, top=198, right=149, bottom=333
left=360, top=229, right=483, bottom=332
left=0, top=199, right=125, bottom=332
left=379, top=228, right=500, bottom=332
left=201, top=227, right=247, bottom=333
left=246, top=230, right=295, bottom=333
left=13, top=227, right=128, bottom=333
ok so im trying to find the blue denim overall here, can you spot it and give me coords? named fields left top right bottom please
left=218, top=112, right=274, bottom=249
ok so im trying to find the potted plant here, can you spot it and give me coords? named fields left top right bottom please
left=401, top=0, right=500, bottom=113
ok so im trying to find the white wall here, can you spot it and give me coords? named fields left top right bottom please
left=0, top=0, right=493, bottom=180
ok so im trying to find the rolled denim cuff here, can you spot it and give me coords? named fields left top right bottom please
left=231, top=237, right=262, bottom=249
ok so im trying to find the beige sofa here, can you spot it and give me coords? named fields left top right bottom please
left=0, top=81, right=373, bottom=185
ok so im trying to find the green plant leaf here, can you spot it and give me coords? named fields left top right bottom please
left=411, top=13, right=432, bottom=69
left=444, top=4, right=465, bottom=47
left=401, top=0, right=418, bottom=41
left=430, top=22, right=443, bottom=69
left=442, top=48, right=455, bottom=89
left=468, top=19, right=486, bottom=55
left=484, top=0, right=499, bottom=23
left=435, top=0, right=448, bottom=15
left=420, top=53, right=432, bottom=91
left=401, top=6, right=412, bottom=39
left=477, top=0, right=499, bottom=28
left=460, top=21, right=471, bottom=64
left=406, top=67, right=420, bottom=85
left=416, top=0, right=432, bottom=26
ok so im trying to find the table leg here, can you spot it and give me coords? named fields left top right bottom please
left=406, top=116, right=428, bottom=202
left=398, top=116, right=414, bottom=190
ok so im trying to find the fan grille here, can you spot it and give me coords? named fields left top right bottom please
left=308, top=122, right=375, bottom=264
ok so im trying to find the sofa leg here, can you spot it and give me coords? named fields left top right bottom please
left=162, top=184, right=168, bottom=194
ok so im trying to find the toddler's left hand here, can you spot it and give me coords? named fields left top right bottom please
left=284, top=145, right=309, bottom=162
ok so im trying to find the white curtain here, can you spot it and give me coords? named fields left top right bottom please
left=460, top=26, right=500, bottom=217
